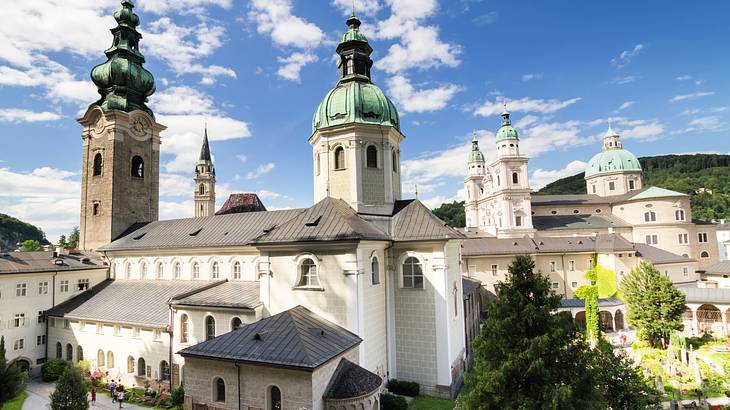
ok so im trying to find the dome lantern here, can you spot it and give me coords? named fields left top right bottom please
left=495, top=105, right=519, bottom=142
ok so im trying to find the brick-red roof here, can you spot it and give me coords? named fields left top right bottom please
left=215, top=193, right=266, bottom=215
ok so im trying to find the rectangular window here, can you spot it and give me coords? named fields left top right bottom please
left=591, top=184, right=596, bottom=193
left=568, top=260, right=575, bottom=271
left=37, top=335, right=46, bottom=345
left=78, top=279, right=90, bottom=291
left=645, top=235, right=658, bottom=245
left=64, top=319, right=69, bottom=329
left=551, top=282, right=559, bottom=289
left=96, top=323, right=103, bottom=334
left=698, top=232, right=709, bottom=243
left=683, top=267, right=689, bottom=277
left=14, top=313, right=25, bottom=327
left=16, top=283, right=27, bottom=297
left=38, top=311, right=45, bottom=324
left=549, top=261, right=556, bottom=273
left=608, top=181, right=615, bottom=191
left=153, top=330, right=161, bottom=341
left=13, top=339, right=24, bottom=351
left=629, top=180, right=635, bottom=190
left=38, top=281, right=48, bottom=295
left=515, top=216, right=522, bottom=227
left=60, top=280, right=69, bottom=293
left=79, top=321, right=85, bottom=332
left=133, top=327, right=140, bottom=338
left=114, top=325, right=120, bottom=336
left=491, top=264, right=498, bottom=276
left=571, top=281, right=578, bottom=288
left=678, top=233, right=689, bottom=244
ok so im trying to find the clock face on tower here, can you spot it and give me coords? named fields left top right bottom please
left=131, top=117, right=147, bottom=137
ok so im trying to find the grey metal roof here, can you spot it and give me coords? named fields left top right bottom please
left=559, top=297, right=624, bottom=308
left=681, top=287, right=730, bottom=304
left=172, top=281, right=260, bottom=310
left=462, top=276, right=481, bottom=298
left=704, top=261, right=730, bottom=274
left=179, top=305, right=361, bottom=370
left=47, top=280, right=224, bottom=327
left=0, top=251, right=104, bottom=275
left=251, top=197, right=390, bottom=244
left=634, top=244, right=694, bottom=265
left=323, top=359, right=382, bottom=400
left=531, top=194, right=610, bottom=207
left=462, top=237, right=537, bottom=256
left=532, top=214, right=631, bottom=231
left=389, top=200, right=465, bottom=241
left=462, top=233, right=634, bottom=257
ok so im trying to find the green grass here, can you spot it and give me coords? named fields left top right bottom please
left=1, top=392, right=28, bottom=410
left=409, top=395, right=455, bottom=410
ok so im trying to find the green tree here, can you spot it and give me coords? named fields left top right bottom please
left=50, top=367, right=88, bottom=410
left=459, top=255, right=600, bottom=409
left=67, top=227, right=80, bottom=249
left=58, top=235, right=67, bottom=248
left=576, top=285, right=599, bottom=342
left=0, top=336, right=26, bottom=407
left=19, top=239, right=43, bottom=251
left=619, top=262, right=686, bottom=347
left=431, top=201, right=465, bottom=228
left=590, top=340, right=661, bottom=409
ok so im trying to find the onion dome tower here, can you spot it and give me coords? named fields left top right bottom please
left=585, top=121, right=643, bottom=197
left=194, top=127, right=216, bottom=217
left=77, top=0, right=165, bottom=250
left=309, top=13, right=404, bottom=215
left=464, top=134, right=487, bottom=230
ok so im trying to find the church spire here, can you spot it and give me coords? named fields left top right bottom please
left=90, top=0, right=156, bottom=116
left=336, top=12, right=373, bottom=82
left=196, top=125, right=215, bottom=175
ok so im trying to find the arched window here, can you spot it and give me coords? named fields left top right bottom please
left=199, top=184, right=205, bottom=195
left=231, top=317, right=242, bottom=331
left=366, top=145, right=378, bottom=168
left=124, top=262, right=130, bottom=279
left=174, top=262, right=181, bottom=279
left=392, top=150, right=398, bottom=173
left=127, top=356, right=135, bottom=374
left=512, top=172, right=519, bottom=184
left=211, top=262, right=220, bottom=279
left=140, top=262, right=147, bottom=279
left=297, top=258, right=320, bottom=288
left=701, top=251, right=710, bottom=258
left=77, top=345, right=84, bottom=362
left=97, top=350, right=105, bottom=367
left=205, top=316, right=216, bottom=341
left=138, top=357, right=146, bottom=377
left=156, top=262, right=164, bottom=279
left=371, top=257, right=380, bottom=285
left=131, top=156, right=144, bottom=178
left=644, top=211, right=656, bottom=222
left=402, top=257, right=424, bottom=289
left=107, top=351, right=115, bottom=369
left=268, top=386, right=282, bottom=410
left=334, top=146, right=345, bottom=170
left=56, top=342, right=62, bottom=359
left=66, top=344, right=73, bottom=361
left=160, top=361, right=170, bottom=381
left=215, top=378, right=226, bottom=402
left=233, top=261, right=241, bottom=280
left=180, top=314, right=189, bottom=343
left=93, top=153, right=103, bottom=176
left=192, top=262, right=200, bottom=279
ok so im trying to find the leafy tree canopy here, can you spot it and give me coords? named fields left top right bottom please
left=432, top=201, right=465, bottom=228
left=0, top=213, right=48, bottom=250
left=19, top=239, right=43, bottom=252
left=50, top=367, right=88, bottom=410
left=590, top=340, right=661, bottom=409
left=67, top=227, right=80, bottom=249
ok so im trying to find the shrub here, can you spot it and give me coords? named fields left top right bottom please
left=170, top=385, right=184, bottom=406
left=41, top=359, right=69, bottom=382
left=380, top=393, right=407, bottom=410
left=387, top=379, right=419, bottom=397
left=50, top=367, right=88, bottom=410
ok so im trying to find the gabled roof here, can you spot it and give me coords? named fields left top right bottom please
left=533, top=214, right=631, bottom=231
left=389, top=199, right=464, bottom=241
left=47, top=280, right=224, bottom=327
left=634, top=243, right=695, bottom=265
left=171, top=281, right=260, bottom=310
left=627, top=186, right=687, bottom=201
left=215, top=193, right=266, bottom=215
left=251, top=197, right=390, bottom=244
left=323, top=359, right=382, bottom=400
left=179, top=305, right=361, bottom=370
left=0, top=251, right=104, bottom=275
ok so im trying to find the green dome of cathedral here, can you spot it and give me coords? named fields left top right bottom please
left=468, top=135, right=485, bottom=163
left=312, top=14, right=400, bottom=133
left=585, top=149, right=642, bottom=178
left=495, top=109, right=518, bottom=142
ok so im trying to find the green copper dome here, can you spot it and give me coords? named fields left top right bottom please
left=312, top=14, right=400, bottom=133
left=585, top=149, right=642, bottom=178
left=468, top=136, right=485, bottom=163
left=496, top=110, right=518, bottom=142
left=90, top=0, right=155, bottom=116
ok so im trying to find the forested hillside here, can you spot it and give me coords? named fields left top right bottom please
left=0, top=213, right=48, bottom=251
left=537, top=154, right=730, bottom=220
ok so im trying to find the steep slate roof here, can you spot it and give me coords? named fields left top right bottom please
left=323, top=359, right=382, bottom=400
left=681, top=287, right=730, bottom=304
left=0, top=251, right=104, bottom=275
left=532, top=214, right=631, bottom=231
left=389, top=200, right=464, bottom=241
left=703, top=261, right=730, bottom=274
left=251, top=197, right=390, bottom=244
left=462, top=234, right=634, bottom=257
left=215, top=193, right=267, bottom=215
left=179, top=305, right=361, bottom=369
left=47, top=280, right=223, bottom=327
left=560, top=297, right=624, bottom=308
left=171, top=281, right=260, bottom=310
left=634, top=244, right=695, bottom=264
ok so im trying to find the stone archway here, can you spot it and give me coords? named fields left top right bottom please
left=16, top=359, right=30, bottom=373
left=614, top=310, right=625, bottom=331
left=697, top=304, right=723, bottom=335
left=599, top=311, right=614, bottom=332
left=574, top=311, right=587, bottom=330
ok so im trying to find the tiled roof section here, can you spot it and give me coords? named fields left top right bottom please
left=704, top=261, right=730, bottom=274
left=531, top=194, right=610, bottom=207
left=390, top=200, right=464, bottom=241
left=323, top=359, right=382, bottom=400
left=99, top=209, right=303, bottom=251
left=634, top=244, right=695, bottom=265
left=0, top=251, right=104, bottom=274
left=681, top=287, right=730, bottom=304
left=462, top=276, right=482, bottom=298
left=47, top=280, right=223, bottom=327
left=251, top=197, right=390, bottom=244
left=462, top=234, right=635, bottom=256
left=179, top=305, right=361, bottom=369
left=532, top=214, right=631, bottom=231
left=215, top=193, right=267, bottom=215
left=628, top=186, right=688, bottom=201
left=560, top=297, right=624, bottom=308
left=172, top=281, right=260, bottom=310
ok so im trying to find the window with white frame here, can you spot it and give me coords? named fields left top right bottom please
left=515, top=215, right=522, bottom=227
left=675, top=209, right=686, bottom=221
left=551, top=282, right=559, bottom=289
left=296, top=258, right=321, bottom=288
left=192, top=262, right=200, bottom=279
left=13, top=339, right=24, bottom=351
left=683, top=267, right=689, bottom=277
left=608, top=181, right=615, bottom=191
left=678, top=233, right=689, bottom=244
left=568, top=260, right=575, bottom=271
left=491, top=264, right=498, bottom=276
left=233, top=261, right=241, bottom=280
left=37, top=335, right=46, bottom=345
left=14, top=313, right=25, bottom=327
left=628, top=179, right=636, bottom=190
left=60, top=280, right=69, bottom=292
left=644, top=211, right=656, bottom=222
left=78, top=279, right=89, bottom=291
left=140, top=262, right=148, bottom=279
left=698, top=232, right=709, bottom=243
left=174, top=262, right=181, bottom=279
left=39, top=281, right=48, bottom=295
left=180, top=314, right=189, bottom=343
left=156, top=262, right=164, bottom=279
left=645, top=235, right=658, bottom=245
left=16, top=283, right=27, bottom=297
left=124, top=262, right=130, bottom=279
left=402, top=257, right=424, bottom=289
left=38, top=311, right=45, bottom=323
left=571, top=281, right=578, bottom=288
left=96, top=323, right=103, bottom=334
left=701, top=251, right=710, bottom=258
left=212, top=262, right=220, bottom=279
left=371, top=257, right=380, bottom=285
left=549, top=261, right=556, bottom=273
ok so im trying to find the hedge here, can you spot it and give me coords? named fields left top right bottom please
left=387, top=379, right=420, bottom=397
left=380, top=393, right=407, bottom=410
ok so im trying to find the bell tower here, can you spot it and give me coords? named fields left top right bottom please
left=78, top=0, right=165, bottom=250
left=194, top=127, right=216, bottom=217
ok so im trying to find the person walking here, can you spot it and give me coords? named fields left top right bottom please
left=90, top=388, right=97, bottom=406
left=109, top=380, right=117, bottom=403
left=117, top=390, right=124, bottom=408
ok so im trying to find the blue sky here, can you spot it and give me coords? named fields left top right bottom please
left=1, top=0, right=729, bottom=242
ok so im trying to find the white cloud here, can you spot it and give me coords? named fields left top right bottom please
left=670, top=91, right=715, bottom=103
left=677, top=116, right=727, bottom=133
left=159, top=200, right=194, bottom=221
left=0, top=109, right=61, bottom=123
left=332, top=0, right=382, bottom=15
left=249, top=0, right=324, bottom=49
left=247, top=163, right=276, bottom=179
left=474, top=97, right=581, bottom=117
left=608, top=117, right=665, bottom=141
left=140, top=0, right=232, bottom=15
left=676, top=75, right=693, bottom=81
left=277, top=52, right=319, bottom=82
left=611, top=75, right=637, bottom=84
left=149, top=86, right=216, bottom=115
left=616, top=101, right=635, bottom=112
left=0, top=56, right=98, bottom=105
left=611, top=43, right=644, bottom=68
left=530, top=160, right=587, bottom=190
left=421, top=189, right=465, bottom=209
left=386, top=75, right=462, bottom=113
left=521, top=73, right=542, bottom=82
left=160, top=173, right=194, bottom=197
left=472, top=12, right=498, bottom=26
left=237, top=155, right=248, bottom=163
